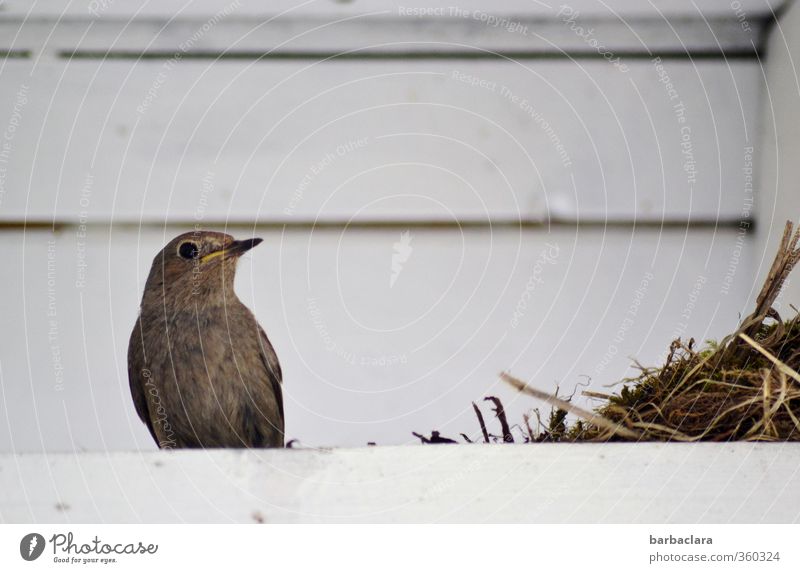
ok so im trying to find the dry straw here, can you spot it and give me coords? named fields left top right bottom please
left=506, top=220, right=800, bottom=443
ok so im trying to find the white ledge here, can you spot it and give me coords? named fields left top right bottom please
left=2, top=444, right=799, bottom=523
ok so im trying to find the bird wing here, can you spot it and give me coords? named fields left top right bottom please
left=256, top=323, right=284, bottom=426
left=127, top=317, right=159, bottom=445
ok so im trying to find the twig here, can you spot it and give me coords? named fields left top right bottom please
left=738, top=333, right=800, bottom=385
left=472, top=401, right=490, bottom=443
left=582, top=390, right=613, bottom=400
left=500, top=372, right=642, bottom=440
left=522, top=412, right=536, bottom=442
left=411, top=432, right=430, bottom=444
left=744, top=220, right=800, bottom=337
left=710, top=221, right=800, bottom=367
left=484, top=396, right=514, bottom=443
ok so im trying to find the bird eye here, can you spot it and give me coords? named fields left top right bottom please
left=178, top=241, right=200, bottom=260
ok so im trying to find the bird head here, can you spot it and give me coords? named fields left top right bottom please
left=142, top=230, right=263, bottom=309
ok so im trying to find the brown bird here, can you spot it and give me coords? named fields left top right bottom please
left=127, top=231, right=283, bottom=448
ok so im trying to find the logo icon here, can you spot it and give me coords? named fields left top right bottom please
left=20, top=533, right=45, bottom=561
left=390, top=230, right=414, bottom=288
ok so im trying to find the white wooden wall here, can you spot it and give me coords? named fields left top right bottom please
left=3, top=444, right=800, bottom=522
left=0, top=1, right=786, bottom=453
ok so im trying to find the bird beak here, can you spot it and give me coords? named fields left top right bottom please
left=200, top=238, right=263, bottom=264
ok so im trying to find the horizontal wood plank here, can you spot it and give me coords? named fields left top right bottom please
left=2, top=443, right=798, bottom=522
left=0, top=18, right=768, bottom=57
left=0, top=0, right=786, bottom=19
left=0, top=227, right=757, bottom=453
left=0, top=59, right=760, bottom=223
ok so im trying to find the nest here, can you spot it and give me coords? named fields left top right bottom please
left=417, top=220, right=800, bottom=444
